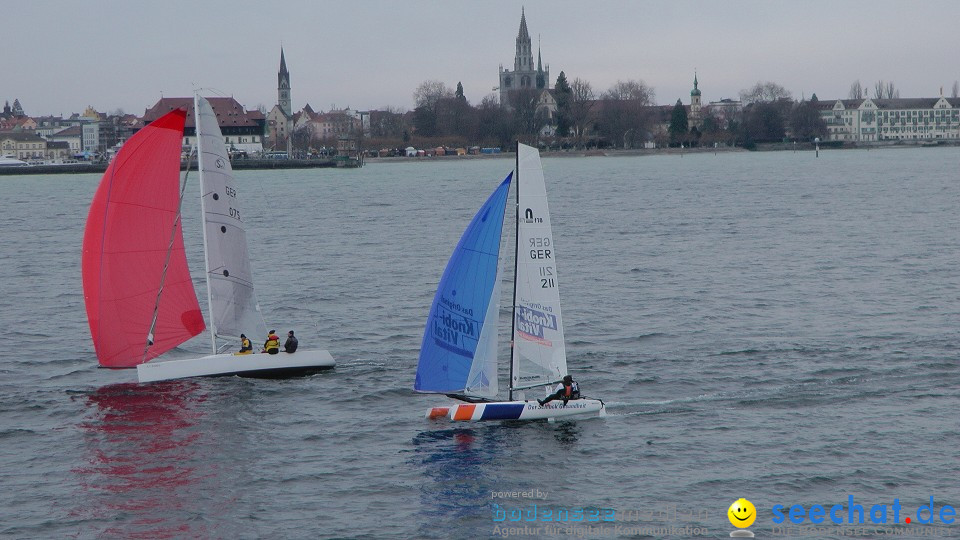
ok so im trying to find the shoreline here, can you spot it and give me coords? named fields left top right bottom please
left=3, top=141, right=957, bottom=175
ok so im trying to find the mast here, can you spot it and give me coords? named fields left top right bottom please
left=195, top=94, right=217, bottom=354
left=508, top=142, right=520, bottom=401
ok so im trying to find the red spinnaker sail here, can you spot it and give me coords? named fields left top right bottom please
left=82, top=109, right=205, bottom=368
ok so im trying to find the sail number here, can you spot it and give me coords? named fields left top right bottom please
left=224, top=186, right=237, bottom=198
left=538, top=266, right=555, bottom=288
left=229, top=207, right=241, bottom=221
left=529, top=237, right=551, bottom=260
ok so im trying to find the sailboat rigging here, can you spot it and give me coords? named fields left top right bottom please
left=414, top=143, right=605, bottom=421
left=82, top=95, right=334, bottom=382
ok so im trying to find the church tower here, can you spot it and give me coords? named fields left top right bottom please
left=499, top=8, right=549, bottom=109
left=514, top=8, right=533, bottom=75
left=278, top=48, right=292, bottom=117
left=690, top=73, right=702, bottom=128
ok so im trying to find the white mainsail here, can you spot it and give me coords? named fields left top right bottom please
left=511, top=143, right=567, bottom=391
left=195, top=95, right=267, bottom=348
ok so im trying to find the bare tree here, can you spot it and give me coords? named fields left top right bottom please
left=740, top=81, right=793, bottom=105
left=599, top=79, right=655, bottom=148
left=413, top=80, right=453, bottom=110
left=369, top=106, right=407, bottom=139
left=874, top=80, right=899, bottom=99
left=604, top=79, right=655, bottom=103
left=849, top=80, right=865, bottom=100
left=569, top=78, right=595, bottom=148
left=952, top=81, right=959, bottom=99
left=412, top=80, right=453, bottom=137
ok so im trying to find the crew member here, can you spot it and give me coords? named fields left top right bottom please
left=538, top=375, right=580, bottom=406
left=262, top=330, right=280, bottom=354
left=237, top=334, right=253, bottom=354
left=284, top=330, right=298, bottom=353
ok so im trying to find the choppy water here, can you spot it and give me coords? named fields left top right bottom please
left=1, top=148, right=958, bottom=539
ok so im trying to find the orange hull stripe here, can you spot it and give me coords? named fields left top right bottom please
left=453, top=404, right=476, bottom=421
left=427, top=407, right=449, bottom=419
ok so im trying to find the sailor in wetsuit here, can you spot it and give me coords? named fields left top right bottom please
left=538, top=375, right=580, bottom=406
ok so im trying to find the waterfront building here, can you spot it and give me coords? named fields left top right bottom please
left=292, top=105, right=364, bottom=149
left=46, top=125, right=83, bottom=153
left=142, top=97, right=266, bottom=154
left=82, top=123, right=100, bottom=154
left=0, top=132, right=48, bottom=160
left=33, top=116, right=72, bottom=138
left=499, top=8, right=550, bottom=111
left=815, top=96, right=960, bottom=142
left=705, top=98, right=742, bottom=130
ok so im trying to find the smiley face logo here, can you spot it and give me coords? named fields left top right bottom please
left=727, top=498, right=756, bottom=528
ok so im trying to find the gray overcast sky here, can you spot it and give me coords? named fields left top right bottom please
left=7, top=0, right=960, bottom=117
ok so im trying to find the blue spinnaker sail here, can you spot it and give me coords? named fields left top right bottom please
left=414, top=174, right=512, bottom=397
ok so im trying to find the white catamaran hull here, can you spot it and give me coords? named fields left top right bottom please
left=427, top=399, right=605, bottom=422
left=137, top=349, right=335, bottom=383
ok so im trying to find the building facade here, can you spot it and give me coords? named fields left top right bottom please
left=1, top=132, right=48, bottom=160
left=499, top=8, right=549, bottom=109
left=815, top=96, right=960, bottom=142
left=47, top=125, right=83, bottom=153
left=141, top=97, right=266, bottom=153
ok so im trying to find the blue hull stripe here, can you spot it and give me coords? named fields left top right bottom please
left=479, top=403, right=525, bottom=420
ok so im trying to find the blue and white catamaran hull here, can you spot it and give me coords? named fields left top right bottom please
left=427, top=398, right=605, bottom=422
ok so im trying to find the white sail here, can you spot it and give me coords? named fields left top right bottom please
left=195, top=96, right=267, bottom=346
left=511, top=143, right=567, bottom=390
left=465, top=264, right=502, bottom=398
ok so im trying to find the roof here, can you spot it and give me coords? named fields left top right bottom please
left=813, top=97, right=960, bottom=111
left=0, top=131, right=46, bottom=142
left=51, top=125, right=83, bottom=137
left=142, top=97, right=262, bottom=127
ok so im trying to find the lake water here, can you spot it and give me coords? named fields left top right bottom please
left=1, top=148, right=958, bottom=539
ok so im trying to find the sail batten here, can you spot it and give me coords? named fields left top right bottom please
left=414, top=174, right=512, bottom=397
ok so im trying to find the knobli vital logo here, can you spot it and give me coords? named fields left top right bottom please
left=515, top=305, right=557, bottom=345
left=432, top=304, right=481, bottom=358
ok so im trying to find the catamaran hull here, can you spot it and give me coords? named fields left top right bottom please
left=427, top=399, right=605, bottom=422
left=137, top=349, right=335, bottom=383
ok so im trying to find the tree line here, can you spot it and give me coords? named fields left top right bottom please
left=309, top=74, right=838, bottom=152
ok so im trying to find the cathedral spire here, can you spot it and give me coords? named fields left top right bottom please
left=278, top=48, right=292, bottom=117
left=514, top=7, right=534, bottom=73
left=518, top=7, right=529, bottom=41
left=537, top=36, right=542, bottom=71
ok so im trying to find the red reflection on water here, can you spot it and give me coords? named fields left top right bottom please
left=454, top=430, right=475, bottom=451
left=72, top=381, right=210, bottom=538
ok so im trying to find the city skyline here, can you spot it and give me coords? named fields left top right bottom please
left=8, top=0, right=960, bottom=117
